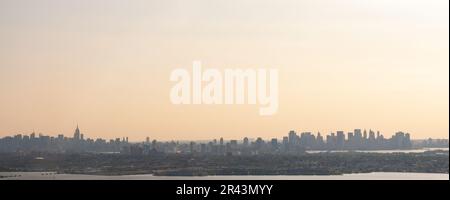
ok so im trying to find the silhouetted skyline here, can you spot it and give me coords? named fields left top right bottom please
left=1, top=125, right=448, bottom=155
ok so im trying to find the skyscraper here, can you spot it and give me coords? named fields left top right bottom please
left=336, top=131, right=345, bottom=149
left=74, top=125, right=80, bottom=141
left=288, top=130, right=297, bottom=146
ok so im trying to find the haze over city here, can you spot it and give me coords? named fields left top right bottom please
left=0, top=0, right=448, bottom=141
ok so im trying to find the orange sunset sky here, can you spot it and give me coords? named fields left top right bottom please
left=0, top=0, right=448, bottom=141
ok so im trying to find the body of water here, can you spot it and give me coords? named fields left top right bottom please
left=306, top=147, right=449, bottom=154
left=0, top=172, right=448, bottom=180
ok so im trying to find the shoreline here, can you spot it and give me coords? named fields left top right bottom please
left=1, top=172, right=448, bottom=180
left=1, top=170, right=449, bottom=178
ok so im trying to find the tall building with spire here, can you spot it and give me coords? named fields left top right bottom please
left=74, top=125, right=80, bottom=140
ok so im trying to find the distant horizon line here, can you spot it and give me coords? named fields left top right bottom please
left=1, top=126, right=448, bottom=142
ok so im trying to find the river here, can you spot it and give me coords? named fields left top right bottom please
left=0, top=172, right=448, bottom=180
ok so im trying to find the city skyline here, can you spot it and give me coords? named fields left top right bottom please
left=1, top=122, right=448, bottom=141
left=1, top=125, right=449, bottom=156
left=1, top=124, right=448, bottom=143
left=3, top=123, right=449, bottom=141
left=0, top=0, right=448, bottom=140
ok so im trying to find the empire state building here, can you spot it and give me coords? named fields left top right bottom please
left=73, top=125, right=81, bottom=140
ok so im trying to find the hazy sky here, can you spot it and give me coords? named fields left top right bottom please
left=0, top=0, right=448, bottom=141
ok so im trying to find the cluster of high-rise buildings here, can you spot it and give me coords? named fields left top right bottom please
left=169, top=129, right=415, bottom=155
left=0, top=126, right=448, bottom=155
left=0, top=125, right=129, bottom=153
